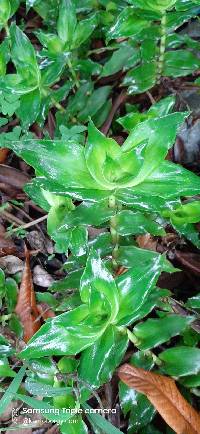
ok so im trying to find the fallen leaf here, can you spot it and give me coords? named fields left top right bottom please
left=0, top=235, right=17, bottom=257
left=0, top=165, right=30, bottom=189
left=15, top=247, right=41, bottom=342
left=136, top=234, right=158, bottom=251
left=175, top=251, right=200, bottom=275
left=118, top=364, right=200, bottom=434
left=33, top=265, right=54, bottom=287
left=0, top=148, right=9, bottom=164
left=37, top=302, right=55, bottom=320
left=0, top=256, right=23, bottom=274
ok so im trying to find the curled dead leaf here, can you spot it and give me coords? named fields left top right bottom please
left=118, top=364, right=200, bottom=434
left=15, top=247, right=41, bottom=342
left=37, top=303, right=55, bottom=320
left=0, top=148, right=9, bottom=164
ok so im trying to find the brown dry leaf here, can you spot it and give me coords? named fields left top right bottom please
left=37, top=302, right=55, bottom=320
left=136, top=234, right=157, bottom=251
left=118, top=364, right=200, bottom=434
left=15, top=247, right=41, bottom=342
left=0, top=148, right=9, bottom=164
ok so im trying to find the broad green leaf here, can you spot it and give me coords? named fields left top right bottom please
left=118, top=96, right=175, bottom=131
left=41, top=56, right=66, bottom=86
left=123, top=62, right=157, bottom=94
left=5, top=277, right=17, bottom=312
left=107, top=7, right=150, bottom=40
left=80, top=250, right=120, bottom=322
left=133, top=315, right=193, bottom=350
left=61, top=417, right=88, bottom=434
left=83, top=403, right=124, bottom=434
left=49, top=269, right=82, bottom=292
left=116, top=210, right=165, bottom=236
left=134, top=161, right=200, bottom=198
left=173, top=222, right=200, bottom=248
left=163, top=50, right=200, bottom=77
left=119, top=350, right=155, bottom=432
left=78, top=86, right=111, bottom=122
left=0, top=334, right=14, bottom=356
left=159, top=346, right=200, bottom=376
left=131, top=0, right=176, bottom=11
left=72, top=14, right=96, bottom=48
left=24, top=378, right=72, bottom=396
left=164, top=200, right=200, bottom=224
left=59, top=200, right=115, bottom=229
left=116, top=189, right=178, bottom=212
left=0, top=366, right=26, bottom=415
left=0, top=0, right=11, bottom=26
left=70, top=226, right=88, bottom=257
left=186, top=293, right=200, bottom=309
left=121, top=113, right=188, bottom=187
left=79, top=326, right=128, bottom=394
left=10, top=23, right=40, bottom=83
left=117, top=246, right=175, bottom=272
left=115, top=253, right=171, bottom=326
left=0, top=39, right=9, bottom=76
left=2, top=139, right=101, bottom=190
left=57, top=0, right=77, bottom=45
left=19, top=305, right=107, bottom=359
left=85, top=121, right=121, bottom=189
left=0, top=357, right=16, bottom=378
left=17, top=88, right=41, bottom=128
left=101, top=44, right=139, bottom=77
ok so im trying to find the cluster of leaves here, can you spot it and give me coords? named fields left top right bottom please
left=1, top=0, right=200, bottom=433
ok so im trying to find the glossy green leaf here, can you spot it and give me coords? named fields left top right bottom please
left=107, top=7, right=150, bottom=40
left=165, top=200, right=200, bottom=224
left=118, top=95, right=175, bottom=131
left=59, top=200, right=115, bottom=229
left=101, top=44, right=139, bottom=77
left=163, top=50, right=200, bottom=77
left=119, top=351, right=155, bottom=432
left=83, top=403, right=124, bottom=434
left=159, top=346, right=200, bottom=376
left=0, top=0, right=11, bottom=26
left=61, top=417, right=88, bottom=434
left=0, top=334, right=14, bottom=356
left=70, top=226, right=88, bottom=257
left=10, top=23, right=40, bottom=83
left=5, top=277, right=18, bottom=312
left=57, top=0, right=77, bottom=45
left=78, top=86, right=111, bottom=122
left=115, top=252, right=172, bottom=326
left=24, top=378, right=72, bottom=396
left=132, top=161, right=200, bottom=198
left=116, top=210, right=165, bottom=236
left=130, top=0, right=176, bottom=12
left=79, top=326, right=128, bottom=394
left=133, top=314, right=193, bottom=350
left=72, top=14, right=96, bottom=48
left=2, top=138, right=100, bottom=190
left=0, top=366, right=26, bottom=415
left=186, top=293, right=200, bottom=309
left=17, top=88, right=41, bottom=128
left=19, top=304, right=107, bottom=359
left=0, top=357, right=16, bottom=378
left=80, top=250, right=120, bottom=322
left=117, top=245, right=175, bottom=272
left=123, top=62, right=157, bottom=94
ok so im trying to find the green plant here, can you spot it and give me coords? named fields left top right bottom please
left=1, top=1, right=200, bottom=433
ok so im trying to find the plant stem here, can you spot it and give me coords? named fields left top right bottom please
left=109, top=195, right=119, bottom=270
left=67, top=57, right=80, bottom=89
left=157, top=12, right=167, bottom=83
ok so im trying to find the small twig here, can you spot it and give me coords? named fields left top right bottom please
left=146, top=91, right=156, bottom=105
left=6, top=214, right=47, bottom=235
left=0, top=210, right=24, bottom=226
left=101, top=90, right=127, bottom=135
